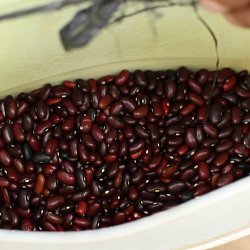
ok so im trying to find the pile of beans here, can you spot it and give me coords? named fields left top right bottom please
left=0, top=67, right=250, bottom=231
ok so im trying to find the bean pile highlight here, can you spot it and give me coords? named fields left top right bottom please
left=0, top=67, right=250, bottom=231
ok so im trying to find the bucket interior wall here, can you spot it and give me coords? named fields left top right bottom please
left=1, top=0, right=250, bottom=94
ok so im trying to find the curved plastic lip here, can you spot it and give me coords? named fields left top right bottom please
left=0, top=176, right=249, bottom=244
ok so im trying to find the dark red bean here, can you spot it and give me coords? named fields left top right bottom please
left=197, top=162, right=210, bottom=180
left=35, top=120, right=52, bottom=135
left=209, top=103, right=223, bottom=125
left=107, top=115, right=125, bottom=129
left=133, top=105, right=149, bottom=119
left=34, top=174, right=45, bottom=195
left=13, top=123, right=25, bottom=142
left=22, top=114, right=34, bottom=132
left=5, top=96, right=17, bottom=119
left=134, top=70, right=147, bottom=87
left=167, top=181, right=187, bottom=194
left=223, top=75, right=236, bottom=91
left=98, top=96, right=112, bottom=109
left=216, top=174, right=234, bottom=187
left=2, top=125, right=14, bottom=144
left=115, top=70, right=130, bottom=85
left=61, top=117, right=75, bottom=133
left=0, top=149, right=12, bottom=167
left=91, top=124, right=104, bottom=143
left=235, top=85, right=250, bottom=98
left=188, top=93, right=204, bottom=106
left=0, top=177, right=10, bottom=187
left=203, top=123, right=218, bottom=138
left=110, top=101, right=124, bottom=115
left=28, top=135, right=41, bottom=152
left=45, top=138, right=58, bottom=156
left=216, top=140, right=233, bottom=152
left=46, top=195, right=65, bottom=211
left=187, top=79, right=202, bottom=94
left=234, top=144, right=249, bottom=158
left=180, top=103, right=196, bottom=117
left=75, top=201, right=87, bottom=216
left=35, top=100, right=48, bottom=120
left=165, top=79, right=176, bottom=99
left=148, top=155, right=162, bottom=169
left=185, top=128, right=198, bottom=148
left=218, top=127, right=233, bottom=140
left=213, top=153, right=229, bottom=168
left=193, top=149, right=210, bottom=162
left=177, top=67, right=189, bottom=82
left=231, top=107, right=241, bottom=125
left=57, top=170, right=75, bottom=185
left=129, top=140, right=145, bottom=154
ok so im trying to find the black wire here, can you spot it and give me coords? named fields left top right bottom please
left=192, top=2, right=219, bottom=106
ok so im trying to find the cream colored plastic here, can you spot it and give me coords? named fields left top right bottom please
left=0, top=1, right=250, bottom=250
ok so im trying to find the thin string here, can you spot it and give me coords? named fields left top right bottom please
left=192, top=2, right=219, bottom=107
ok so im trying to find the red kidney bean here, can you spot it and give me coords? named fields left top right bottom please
left=115, top=70, right=130, bottom=86
left=177, top=67, right=189, bottom=82
left=35, top=120, right=52, bottom=135
left=231, top=107, right=241, bottom=125
left=2, top=125, right=14, bottom=144
left=91, top=124, right=104, bottom=143
left=213, top=153, right=229, bottom=168
left=107, top=115, right=125, bottom=129
left=198, top=162, right=210, bottom=180
left=110, top=101, right=123, bottom=115
left=0, top=177, right=10, bottom=188
left=241, top=98, right=250, bottom=112
left=216, top=140, right=233, bottom=152
left=223, top=75, right=236, bottom=92
left=193, top=149, right=210, bottom=162
left=133, top=105, right=149, bottom=119
left=235, top=85, right=250, bottom=98
left=216, top=174, right=234, bottom=187
left=22, top=114, right=34, bottom=132
left=177, top=144, right=189, bottom=156
left=165, top=79, right=176, bottom=99
left=61, top=116, right=75, bottom=133
left=0, top=149, right=12, bottom=167
left=61, top=98, right=77, bottom=116
left=17, top=101, right=29, bottom=116
left=180, top=103, right=196, bottom=117
left=161, top=165, right=178, bottom=179
left=181, top=168, right=196, bottom=181
left=203, top=123, right=218, bottom=138
left=45, top=138, right=58, bottom=156
left=28, top=135, right=41, bottom=152
left=218, top=127, right=233, bottom=139
left=197, top=106, right=207, bottom=122
left=46, top=195, right=65, bottom=211
left=13, top=123, right=25, bottom=142
left=234, top=144, right=249, bottom=158
left=187, top=79, right=202, bottom=94
left=5, top=96, right=17, bottom=119
left=209, top=103, right=223, bottom=125
left=134, top=70, right=147, bottom=87
left=35, top=100, right=48, bottom=120
left=193, top=184, right=209, bottom=197
left=185, top=128, right=198, bottom=148
left=188, top=93, right=204, bottom=106
left=34, top=174, right=45, bottom=195
left=57, top=170, right=75, bottom=185
left=167, top=181, right=187, bottom=194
